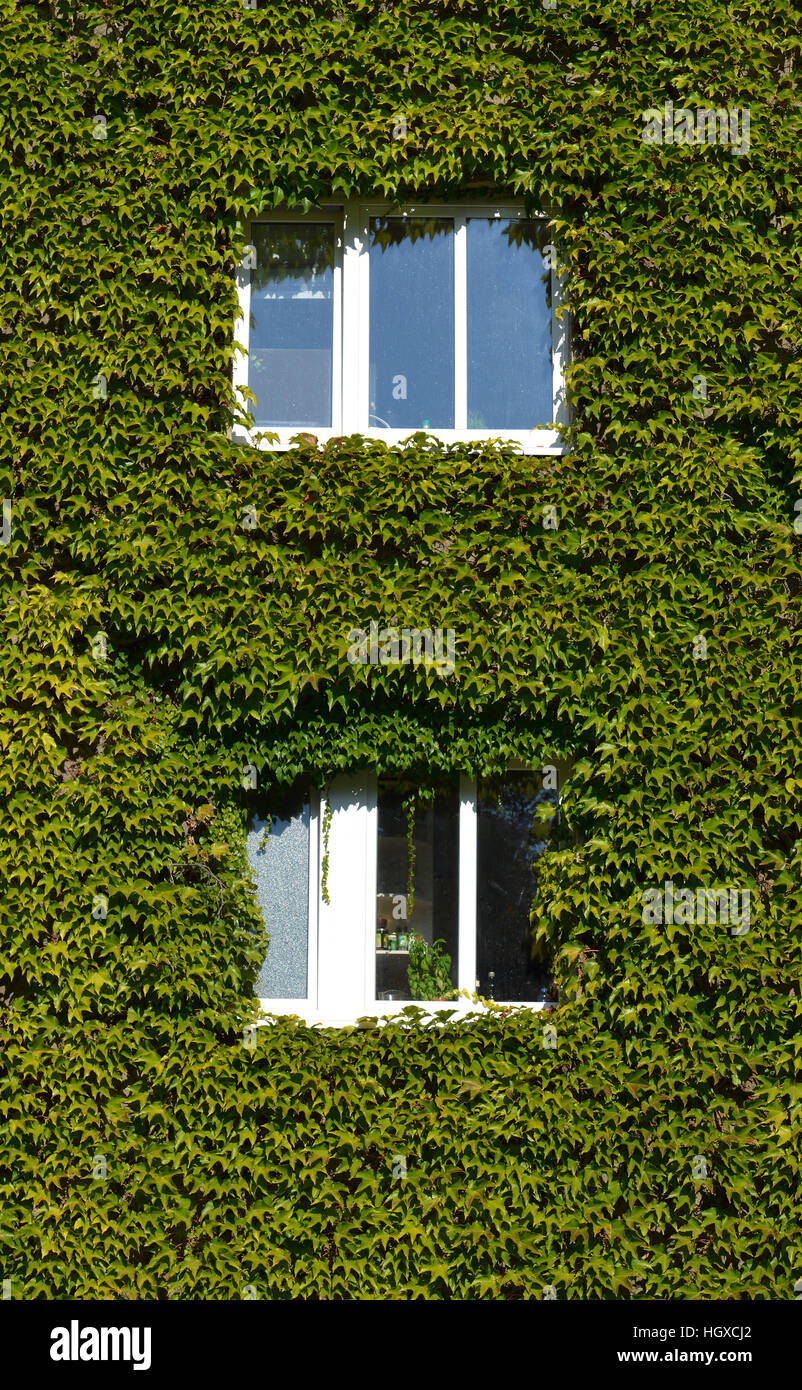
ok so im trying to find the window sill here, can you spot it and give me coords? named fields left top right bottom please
left=232, top=426, right=564, bottom=456
left=255, top=997, right=551, bottom=1028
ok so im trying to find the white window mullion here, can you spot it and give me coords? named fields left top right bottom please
left=454, top=216, right=467, bottom=430
left=331, top=225, right=343, bottom=433
left=342, top=201, right=367, bottom=433
left=458, top=774, right=477, bottom=994
left=233, top=230, right=252, bottom=425
left=551, top=259, right=570, bottom=432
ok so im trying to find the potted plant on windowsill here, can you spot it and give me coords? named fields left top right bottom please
left=407, top=935, right=457, bottom=1002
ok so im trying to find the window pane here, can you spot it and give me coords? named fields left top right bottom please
left=247, top=787, right=310, bottom=998
left=376, top=779, right=459, bottom=1001
left=467, top=218, right=552, bottom=429
left=476, top=772, right=556, bottom=1001
left=369, top=217, right=454, bottom=429
left=249, top=223, right=334, bottom=427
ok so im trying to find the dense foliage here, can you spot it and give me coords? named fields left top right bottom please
left=1, top=0, right=800, bottom=1298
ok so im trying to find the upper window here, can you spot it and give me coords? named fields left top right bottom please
left=234, top=201, right=567, bottom=454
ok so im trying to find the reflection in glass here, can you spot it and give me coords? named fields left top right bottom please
left=369, top=218, right=454, bottom=429
left=467, top=219, right=552, bottom=429
left=247, top=786, right=310, bottom=998
left=476, top=772, right=556, bottom=1001
left=375, top=779, right=459, bottom=1000
left=249, top=223, right=334, bottom=427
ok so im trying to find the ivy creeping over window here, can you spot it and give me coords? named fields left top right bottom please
left=247, top=770, right=558, bottom=1023
left=235, top=201, right=566, bottom=454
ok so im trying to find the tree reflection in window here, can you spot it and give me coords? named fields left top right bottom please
left=249, top=222, right=334, bottom=427
left=476, top=771, right=557, bottom=1002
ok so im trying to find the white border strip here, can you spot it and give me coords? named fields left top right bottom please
left=454, top=214, right=467, bottom=430
left=458, top=773, right=477, bottom=995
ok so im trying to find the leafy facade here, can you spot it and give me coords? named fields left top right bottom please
left=0, top=0, right=800, bottom=1298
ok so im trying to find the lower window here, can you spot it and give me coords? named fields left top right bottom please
left=248, top=769, right=560, bottom=1022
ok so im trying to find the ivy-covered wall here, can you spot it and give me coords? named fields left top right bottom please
left=1, top=0, right=800, bottom=1298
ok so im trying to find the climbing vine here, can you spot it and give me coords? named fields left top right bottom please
left=401, top=792, right=417, bottom=919
left=320, top=792, right=333, bottom=906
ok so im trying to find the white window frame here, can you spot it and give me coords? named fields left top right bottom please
left=256, top=772, right=556, bottom=1027
left=234, top=200, right=568, bottom=456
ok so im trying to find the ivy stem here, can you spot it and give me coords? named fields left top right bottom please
left=321, top=787, right=333, bottom=905
left=402, top=792, right=416, bottom=918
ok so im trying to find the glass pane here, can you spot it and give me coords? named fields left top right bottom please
left=247, top=786, right=310, bottom=998
left=467, top=218, right=552, bottom=429
left=476, top=772, right=556, bottom=1001
left=369, top=217, right=454, bottom=429
left=249, top=223, right=334, bottom=427
left=375, top=779, right=459, bottom=1001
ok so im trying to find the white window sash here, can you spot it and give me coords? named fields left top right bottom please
left=457, top=773, right=477, bottom=995
left=316, top=773, right=374, bottom=1021
left=233, top=209, right=343, bottom=447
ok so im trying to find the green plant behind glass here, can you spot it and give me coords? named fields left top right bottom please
left=407, top=935, right=456, bottom=1000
